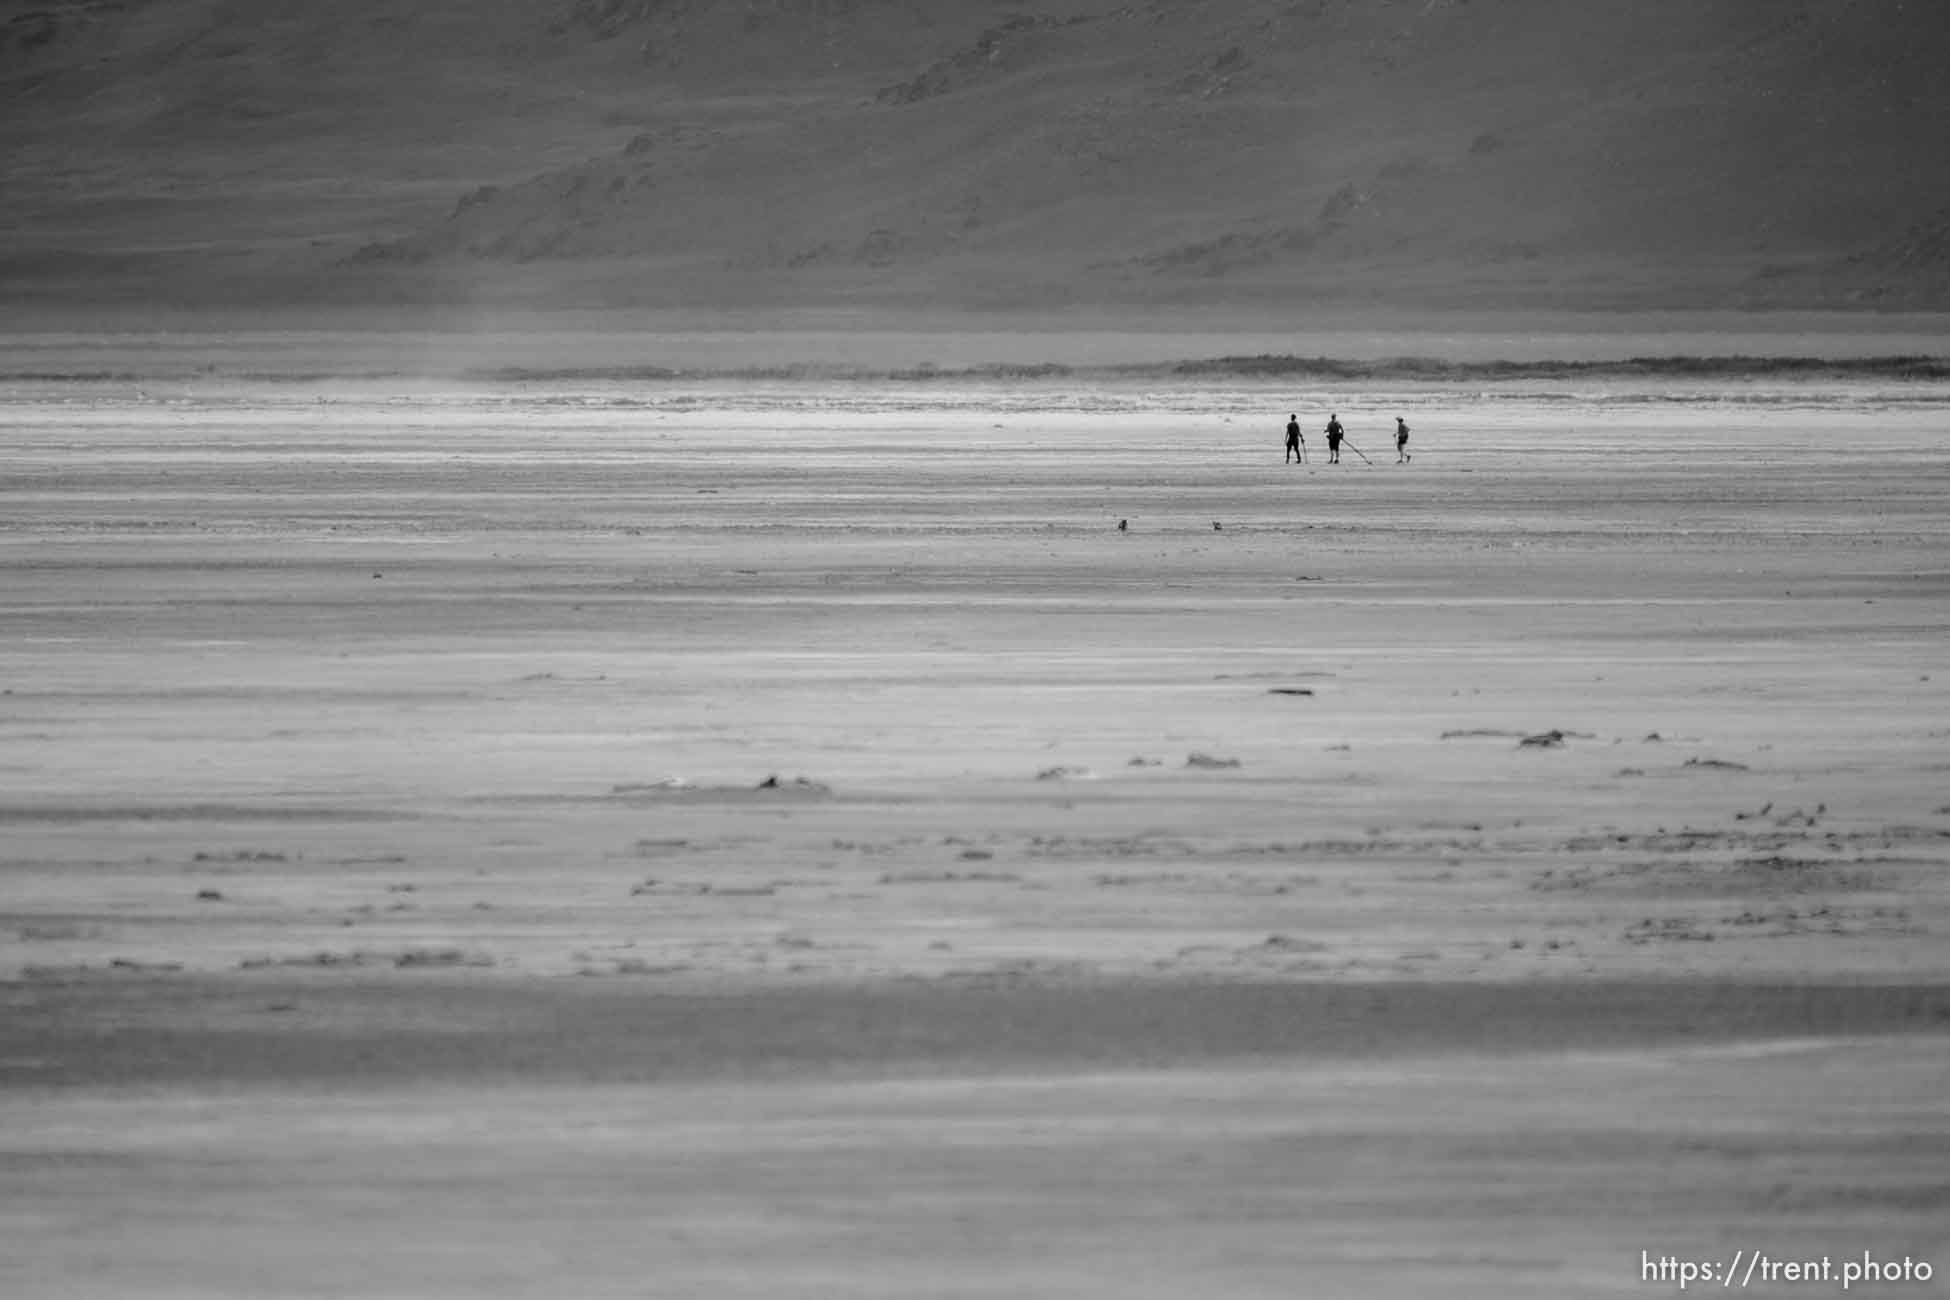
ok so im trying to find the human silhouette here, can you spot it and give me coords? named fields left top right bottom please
left=1324, top=414, right=1344, bottom=464
left=1395, top=417, right=1411, bottom=463
left=1284, top=414, right=1305, bottom=464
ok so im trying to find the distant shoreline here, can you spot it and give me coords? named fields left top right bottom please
left=6, top=354, right=1949, bottom=387
left=474, top=355, right=1950, bottom=384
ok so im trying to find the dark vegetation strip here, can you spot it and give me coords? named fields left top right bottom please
left=3, top=976, right=1946, bottom=1088
left=1161, top=354, right=1950, bottom=381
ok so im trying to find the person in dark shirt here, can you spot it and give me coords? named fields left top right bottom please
left=1285, top=414, right=1305, bottom=464
left=1324, top=414, right=1344, bottom=464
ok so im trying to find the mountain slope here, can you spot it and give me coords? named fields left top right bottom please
left=5, top=0, right=1948, bottom=312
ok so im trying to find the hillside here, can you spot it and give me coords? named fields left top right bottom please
left=5, top=0, right=1950, bottom=314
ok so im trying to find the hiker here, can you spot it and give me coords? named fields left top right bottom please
left=1395, top=417, right=1411, bottom=463
left=1284, top=414, right=1305, bottom=464
left=1324, top=414, right=1344, bottom=464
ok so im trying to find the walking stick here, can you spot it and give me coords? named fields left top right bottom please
left=1342, top=439, right=1373, bottom=465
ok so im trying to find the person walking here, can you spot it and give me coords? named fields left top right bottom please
left=1284, top=414, right=1305, bottom=464
left=1324, top=413, right=1344, bottom=464
left=1395, top=417, right=1411, bottom=463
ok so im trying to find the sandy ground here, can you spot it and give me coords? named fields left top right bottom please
left=2, top=355, right=1947, bottom=1295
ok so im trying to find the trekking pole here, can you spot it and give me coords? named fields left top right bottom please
left=1342, top=439, right=1373, bottom=465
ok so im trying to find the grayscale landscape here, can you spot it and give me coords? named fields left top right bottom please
left=3, top=2, right=1948, bottom=1297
